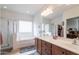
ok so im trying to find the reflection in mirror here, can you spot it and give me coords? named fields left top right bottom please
left=41, top=18, right=52, bottom=36
left=66, top=17, right=79, bottom=39
left=58, top=25, right=63, bottom=37
left=50, top=21, right=64, bottom=39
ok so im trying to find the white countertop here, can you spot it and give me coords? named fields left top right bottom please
left=37, top=36, right=79, bottom=54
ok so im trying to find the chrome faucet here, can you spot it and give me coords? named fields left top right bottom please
left=72, top=34, right=79, bottom=45
left=72, top=39, right=77, bottom=45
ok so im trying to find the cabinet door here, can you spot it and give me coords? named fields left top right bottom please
left=41, top=40, right=46, bottom=55
left=45, top=42, right=52, bottom=55
left=37, top=39, right=42, bottom=54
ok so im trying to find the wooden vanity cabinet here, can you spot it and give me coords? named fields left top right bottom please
left=35, top=38, right=78, bottom=55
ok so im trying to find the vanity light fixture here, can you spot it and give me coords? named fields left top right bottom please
left=41, top=6, right=53, bottom=17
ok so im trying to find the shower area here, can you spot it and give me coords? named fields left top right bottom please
left=0, top=19, right=14, bottom=54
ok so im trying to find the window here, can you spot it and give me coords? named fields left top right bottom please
left=45, top=24, right=49, bottom=33
left=19, top=21, right=32, bottom=33
left=42, top=24, right=44, bottom=31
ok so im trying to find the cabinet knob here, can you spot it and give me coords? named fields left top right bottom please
left=62, top=52, right=65, bottom=54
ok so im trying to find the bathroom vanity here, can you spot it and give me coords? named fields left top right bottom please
left=35, top=36, right=79, bottom=55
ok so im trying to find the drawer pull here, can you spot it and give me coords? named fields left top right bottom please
left=62, top=52, right=65, bottom=54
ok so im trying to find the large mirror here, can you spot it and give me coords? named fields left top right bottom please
left=66, top=17, right=79, bottom=39
left=41, top=18, right=52, bottom=36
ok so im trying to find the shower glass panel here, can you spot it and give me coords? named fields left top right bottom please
left=1, top=20, right=13, bottom=54
left=1, top=20, right=9, bottom=48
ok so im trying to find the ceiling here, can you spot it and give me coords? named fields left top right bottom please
left=0, top=4, right=78, bottom=19
left=44, top=4, right=79, bottom=19
left=0, top=4, right=64, bottom=15
left=0, top=4, right=47, bottom=16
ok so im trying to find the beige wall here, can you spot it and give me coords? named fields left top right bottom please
left=64, top=6, right=79, bottom=20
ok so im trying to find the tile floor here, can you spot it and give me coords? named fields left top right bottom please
left=2, top=46, right=39, bottom=55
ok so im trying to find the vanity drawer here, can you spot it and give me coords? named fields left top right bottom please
left=52, top=44, right=78, bottom=55
left=52, top=44, right=67, bottom=55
